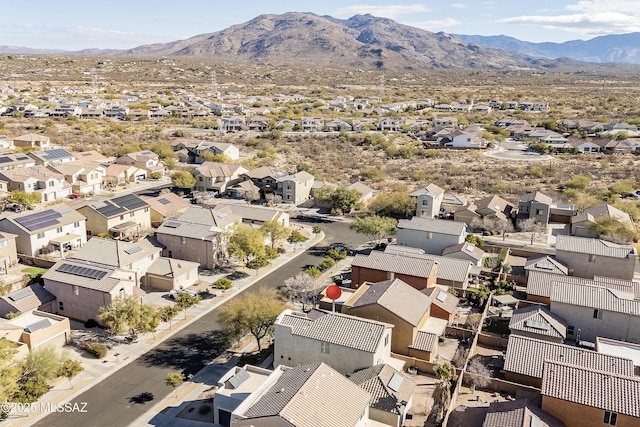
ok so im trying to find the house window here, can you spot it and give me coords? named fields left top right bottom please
left=144, top=207, right=149, bottom=213
left=589, top=254, right=596, bottom=263
left=0, top=240, right=6, bottom=248
left=426, top=232, right=433, bottom=239
left=74, top=222, right=80, bottom=228
left=130, top=212, right=134, bottom=218
left=594, top=309, right=603, bottom=319
left=49, top=180, right=55, bottom=187
left=422, top=200, right=429, bottom=206
left=199, top=176, right=203, bottom=182
left=180, top=236, right=186, bottom=245
left=603, top=411, right=617, bottom=425
left=385, top=334, right=390, bottom=347
left=59, top=301, right=64, bottom=311
left=567, top=325, right=575, bottom=336
left=37, top=232, right=45, bottom=239
left=120, top=215, right=125, bottom=220
left=119, top=288, right=125, bottom=299
left=535, top=209, right=544, bottom=215
left=321, top=341, right=330, bottom=354
left=57, top=227, right=63, bottom=233
left=73, top=285, right=79, bottom=296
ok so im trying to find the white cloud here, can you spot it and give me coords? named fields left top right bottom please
left=332, top=4, right=429, bottom=19
left=451, top=3, right=466, bottom=8
left=410, top=18, right=461, bottom=31
left=499, top=0, right=640, bottom=38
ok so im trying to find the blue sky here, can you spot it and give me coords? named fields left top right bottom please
left=3, top=0, right=640, bottom=50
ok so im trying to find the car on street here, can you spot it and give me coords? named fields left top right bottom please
left=169, top=288, right=198, bottom=299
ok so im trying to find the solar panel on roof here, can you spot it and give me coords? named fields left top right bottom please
left=57, top=207, right=71, bottom=214
left=56, top=263, right=108, bottom=280
left=387, top=373, right=404, bottom=392
left=113, top=194, right=147, bottom=210
left=15, top=155, right=29, bottom=160
left=124, top=246, right=142, bottom=255
left=157, top=198, right=170, bottom=205
left=25, top=319, right=51, bottom=333
left=43, top=149, right=72, bottom=160
left=436, top=291, right=448, bottom=303
left=525, top=320, right=550, bottom=331
left=227, top=369, right=250, bottom=388
left=8, top=288, right=32, bottom=301
left=0, top=157, right=12, bottom=164
left=14, top=210, right=61, bottom=231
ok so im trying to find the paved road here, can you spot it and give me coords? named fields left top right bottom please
left=35, top=221, right=367, bottom=427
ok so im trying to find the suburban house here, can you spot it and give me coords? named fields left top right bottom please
left=350, top=250, right=438, bottom=290
left=482, top=399, right=564, bottom=427
left=0, top=166, right=72, bottom=202
left=228, top=363, right=372, bottom=427
left=241, top=166, right=289, bottom=199
left=28, top=148, right=76, bottom=167
left=191, top=162, right=248, bottom=193
left=541, top=360, right=640, bottom=427
left=571, top=204, right=636, bottom=238
left=421, top=286, right=460, bottom=324
left=524, top=255, right=568, bottom=278
left=344, top=278, right=445, bottom=362
left=442, top=242, right=485, bottom=266
left=0, top=205, right=87, bottom=257
left=396, top=217, right=466, bottom=255
left=508, top=305, right=567, bottom=344
left=213, top=365, right=273, bottom=426
left=0, top=232, right=18, bottom=273
left=349, top=364, right=416, bottom=427
left=456, top=195, right=514, bottom=226
left=143, top=257, right=199, bottom=291
left=12, top=133, right=51, bottom=149
left=441, top=129, right=486, bottom=148
left=300, top=117, right=325, bottom=132
left=518, top=191, right=554, bottom=224
left=0, top=284, right=56, bottom=318
left=274, top=308, right=395, bottom=376
left=140, top=192, right=191, bottom=227
left=70, top=237, right=163, bottom=284
left=115, top=150, right=164, bottom=177
left=554, top=235, right=637, bottom=280
left=276, top=171, right=314, bottom=205
left=48, top=162, right=104, bottom=195
left=219, top=116, right=245, bottom=132
left=503, top=335, right=633, bottom=388
left=42, top=259, right=139, bottom=322
left=0, top=310, right=70, bottom=351
left=0, top=153, right=36, bottom=171
left=410, top=183, right=444, bottom=219
left=385, top=245, right=474, bottom=291
left=103, top=164, right=146, bottom=185
left=77, top=194, right=151, bottom=239
left=549, top=281, right=640, bottom=344
left=155, top=206, right=235, bottom=269
left=348, top=181, right=376, bottom=205
left=211, top=203, right=290, bottom=227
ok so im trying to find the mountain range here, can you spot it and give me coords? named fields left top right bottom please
left=1, top=12, right=637, bottom=69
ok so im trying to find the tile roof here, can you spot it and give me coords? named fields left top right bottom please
left=385, top=246, right=472, bottom=285
left=508, top=306, right=567, bottom=339
left=550, top=281, right=640, bottom=315
left=349, top=364, right=416, bottom=415
left=519, top=191, right=553, bottom=205
left=84, top=193, right=148, bottom=218
left=71, top=237, right=163, bottom=268
left=0, top=284, right=55, bottom=314
left=145, top=257, right=199, bottom=277
left=398, top=217, right=466, bottom=236
left=442, top=242, right=485, bottom=261
left=156, top=219, right=223, bottom=240
left=555, top=235, right=635, bottom=259
left=526, top=270, right=639, bottom=299
left=193, top=162, right=245, bottom=178
left=571, top=204, right=634, bottom=229
left=541, top=360, right=640, bottom=418
left=277, top=309, right=392, bottom=353
left=351, top=251, right=436, bottom=279
left=421, top=287, right=460, bottom=314
left=504, top=335, right=634, bottom=379
left=350, top=279, right=431, bottom=326
left=141, top=192, right=190, bottom=218
left=409, top=183, right=445, bottom=198
left=408, top=331, right=437, bottom=352
left=242, top=363, right=371, bottom=426
left=4, top=204, right=86, bottom=235
left=483, top=399, right=564, bottom=427
left=43, top=259, right=126, bottom=293
left=524, top=256, right=568, bottom=275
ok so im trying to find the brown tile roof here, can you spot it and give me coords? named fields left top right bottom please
left=483, top=399, right=564, bottom=427
left=408, top=331, right=437, bottom=352
left=421, top=287, right=460, bottom=314
left=43, top=259, right=128, bottom=293
left=349, top=279, right=431, bottom=326
left=351, top=251, right=436, bottom=279
left=385, top=245, right=472, bottom=285
left=442, top=242, right=485, bottom=261
left=409, top=183, right=445, bottom=198
left=541, top=360, right=640, bottom=418
left=504, top=335, right=634, bottom=380
left=278, top=309, right=392, bottom=353
left=519, top=191, right=553, bottom=205
left=242, top=363, right=371, bottom=426
left=349, top=364, right=416, bottom=415
left=508, top=305, right=567, bottom=339
left=0, top=284, right=55, bottom=314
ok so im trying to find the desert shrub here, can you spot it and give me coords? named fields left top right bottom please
left=327, top=247, right=347, bottom=260
left=214, top=278, right=233, bottom=290
left=319, top=257, right=335, bottom=271
left=247, top=257, right=269, bottom=270
left=82, top=342, right=108, bottom=359
left=265, top=246, right=279, bottom=260
left=312, top=226, right=321, bottom=234
left=84, top=318, right=99, bottom=328
left=305, top=266, right=322, bottom=278
left=12, top=380, right=50, bottom=403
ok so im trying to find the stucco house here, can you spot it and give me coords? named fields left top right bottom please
left=410, top=183, right=444, bottom=219
left=396, top=217, right=466, bottom=255
left=143, top=257, right=199, bottom=291
left=0, top=284, right=56, bottom=318
left=571, top=204, right=636, bottom=238
left=541, top=360, right=640, bottom=427
left=274, top=308, right=395, bottom=376
left=28, top=148, right=76, bottom=167
left=518, top=191, right=553, bottom=224
left=0, top=310, right=70, bottom=351
left=12, top=133, right=51, bottom=149
left=77, top=194, right=151, bottom=239
left=0, top=166, right=72, bottom=203
left=0, top=232, right=18, bottom=273
left=442, top=242, right=485, bottom=267
left=0, top=205, right=87, bottom=257
left=508, top=305, right=567, bottom=344
left=115, top=150, right=164, bottom=177
left=141, top=192, right=191, bottom=227
left=350, top=250, right=438, bottom=290
left=421, top=286, right=460, bottom=324
left=276, top=171, right=314, bottom=205
left=48, top=162, right=104, bottom=195
left=191, top=162, right=248, bottom=193
left=482, top=399, right=564, bottom=427
left=555, top=235, right=636, bottom=280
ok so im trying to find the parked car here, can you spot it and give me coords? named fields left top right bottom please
left=169, top=288, right=198, bottom=299
left=68, top=193, right=82, bottom=199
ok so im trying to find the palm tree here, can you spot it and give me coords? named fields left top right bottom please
left=431, top=362, right=456, bottom=425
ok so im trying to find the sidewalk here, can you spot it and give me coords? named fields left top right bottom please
left=8, top=226, right=324, bottom=427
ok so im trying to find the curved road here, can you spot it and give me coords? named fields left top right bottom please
left=35, top=220, right=367, bottom=427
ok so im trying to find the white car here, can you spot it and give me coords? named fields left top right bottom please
left=169, top=288, right=198, bottom=299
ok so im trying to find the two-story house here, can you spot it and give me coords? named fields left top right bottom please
left=12, top=133, right=51, bottom=150
left=48, top=162, right=104, bottom=195
left=276, top=171, right=314, bottom=205
left=0, top=205, right=86, bottom=256
left=28, top=149, right=76, bottom=167
left=115, top=151, right=164, bottom=177
left=77, top=194, right=150, bottom=239
left=191, top=162, right=248, bottom=193
left=410, top=183, right=444, bottom=219
left=555, top=235, right=637, bottom=280
left=241, top=166, right=289, bottom=200
left=0, top=166, right=72, bottom=202
left=396, top=217, right=466, bottom=255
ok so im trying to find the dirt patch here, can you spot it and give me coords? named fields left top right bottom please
left=176, top=398, right=214, bottom=423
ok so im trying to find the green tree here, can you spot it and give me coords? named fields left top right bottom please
left=7, top=191, right=41, bottom=209
left=171, top=171, right=196, bottom=190
left=214, top=277, right=233, bottom=290
left=351, top=215, right=398, bottom=247
left=174, top=292, right=202, bottom=319
left=465, top=234, right=484, bottom=246
left=287, top=230, right=307, bottom=249
left=21, top=346, right=63, bottom=383
left=314, top=186, right=362, bottom=214
left=319, top=256, right=335, bottom=270
left=0, top=338, right=20, bottom=404
left=305, top=265, right=322, bottom=278
left=164, top=372, right=185, bottom=397
left=57, top=358, right=83, bottom=388
left=159, top=305, right=179, bottom=330
left=228, top=224, right=266, bottom=266
left=98, top=296, right=160, bottom=337
left=217, top=288, right=286, bottom=351
left=261, top=220, right=289, bottom=249
left=586, top=216, right=636, bottom=243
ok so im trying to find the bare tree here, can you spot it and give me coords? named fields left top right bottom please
left=518, top=218, right=547, bottom=245
left=282, top=273, right=320, bottom=311
left=465, top=357, right=492, bottom=394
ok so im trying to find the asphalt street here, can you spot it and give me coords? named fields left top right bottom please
left=34, top=220, right=367, bottom=427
